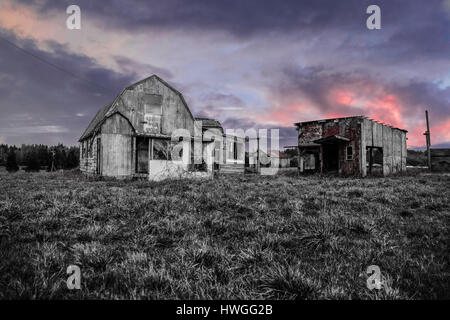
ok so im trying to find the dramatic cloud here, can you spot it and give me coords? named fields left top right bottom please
left=0, top=0, right=448, bottom=148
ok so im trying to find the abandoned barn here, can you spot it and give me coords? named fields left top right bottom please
left=79, top=75, right=245, bottom=180
left=295, top=116, right=407, bottom=176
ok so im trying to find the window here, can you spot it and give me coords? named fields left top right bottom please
left=346, top=146, right=353, bottom=160
left=88, top=141, right=93, bottom=158
left=144, top=94, right=163, bottom=114
left=152, top=139, right=169, bottom=160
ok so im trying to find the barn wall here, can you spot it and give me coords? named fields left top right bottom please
left=297, top=117, right=362, bottom=176
left=79, top=133, right=100, bottom=174
left=363, top=119, right=407, bottom=176
left=100, top=113, right=134, bottom=177
left=382, top=124, right=393, bottom=175
left=115, top=77, right=195, bottom=138
left=338, top=117, right=362, bottom=175
left=298, top=123, right=322, bottom=145
left=360, top=120, right=367, bottom=176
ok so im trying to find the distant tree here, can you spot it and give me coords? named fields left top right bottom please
left=56, top=147, right=67, bottom=169
left=37, top=145, right=49, bottom=168
left=6, top=149, right=19, bottom=172
left=25, top=151, right=41, bottom=172
left=66, top=148, right=79, bottom=169
left=0, top=144, right=8, bottom=166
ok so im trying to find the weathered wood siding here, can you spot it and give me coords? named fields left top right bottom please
left=79, top=133, right=100, bottom=174
left=297, top=117, right=362, bottom=176
left=296, top=117, right=407, bottom=177
left=101, top=113, right=134, bottom=177
left=362, top=119, right=407, bottom=176
left=113, top=77, right=195, bottom=137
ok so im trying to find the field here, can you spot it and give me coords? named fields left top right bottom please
left=0, top=169, right=449, bottom=299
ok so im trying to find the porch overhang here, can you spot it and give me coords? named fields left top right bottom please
left=313, top=135, right=351, bottom=144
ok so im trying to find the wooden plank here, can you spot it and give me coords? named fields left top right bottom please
left=373, top=122, right=383, bottom=147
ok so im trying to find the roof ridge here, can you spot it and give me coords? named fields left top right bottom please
left=79, top=74, right=197, bottom=141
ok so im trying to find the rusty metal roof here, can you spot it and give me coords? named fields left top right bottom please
left=294, top=115, right=408, bottom=132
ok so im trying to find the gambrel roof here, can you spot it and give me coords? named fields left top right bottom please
left=79, top=74, right=195, bottom=141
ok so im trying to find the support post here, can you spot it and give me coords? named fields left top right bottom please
left=256, top=137, right=260, bottom=174
left=424, top=110, right=431, bottom=170
left=298, top=146, right=302, bottom=174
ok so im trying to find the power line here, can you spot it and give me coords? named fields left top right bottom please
left=0, top=35, right=114, bottom=94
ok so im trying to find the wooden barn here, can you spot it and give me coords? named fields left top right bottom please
left=79, top=75, right=245, bottom=180
left=295, top=116, right=407, bottom=176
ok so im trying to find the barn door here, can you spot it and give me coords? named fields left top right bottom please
left=136, top=137, right=149, bottom=173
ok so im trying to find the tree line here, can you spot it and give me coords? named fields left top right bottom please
left=0, top=144, right=79, bottom=172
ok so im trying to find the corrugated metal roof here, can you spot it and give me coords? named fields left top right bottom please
left=294, top=115, right=408, bottom=132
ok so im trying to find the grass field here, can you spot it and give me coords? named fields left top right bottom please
left=0, top=169, right=448, bottom=299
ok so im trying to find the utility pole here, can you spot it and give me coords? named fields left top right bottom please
left=424, top=110, right=431, bottom=170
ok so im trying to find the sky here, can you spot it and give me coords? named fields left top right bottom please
left=0, top=0, right=449, bottom=148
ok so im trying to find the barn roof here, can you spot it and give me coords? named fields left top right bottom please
left=79, top=75, right=195, bottom=141
left=79, top=100, right=116, bottom=141
left=294, top=115, right=408, bottom=132
left=195, top=118, right=223, bottom=130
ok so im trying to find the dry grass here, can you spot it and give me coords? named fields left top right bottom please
left=0, top=169, right=448, bottom=299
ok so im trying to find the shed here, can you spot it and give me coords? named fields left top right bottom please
left=294, top=116, right=407, bottom=176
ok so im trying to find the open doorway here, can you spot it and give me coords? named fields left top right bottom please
left=366, top=147, right=383, bottom=175
left=136, top=137, right=149, bottom=173
left=323, top=144, right=339, bottom=172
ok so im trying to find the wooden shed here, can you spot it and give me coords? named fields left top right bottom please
left=79, top=75, right=245, bottom=180
left=294, top=116, right=407, bottom=176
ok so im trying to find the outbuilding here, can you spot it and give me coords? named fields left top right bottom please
left=295, top=116, right=407, bottom=176
left=79, top=75, right=245, bottom=180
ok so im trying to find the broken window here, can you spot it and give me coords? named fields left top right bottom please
left=152, top=139, right=169, bottom=160
left=143, top=94, right=163, bottom=114
left=366, top=147, right=383, bottom=175
left=346, top=146, right=353, bottom=160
